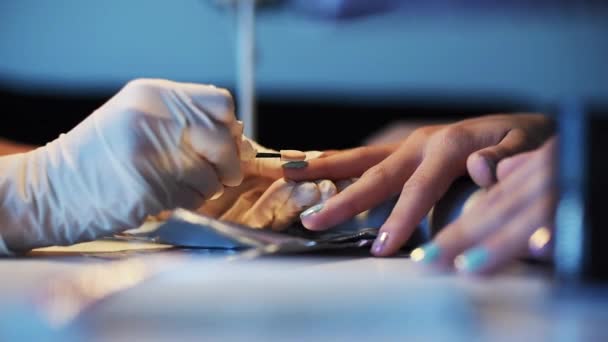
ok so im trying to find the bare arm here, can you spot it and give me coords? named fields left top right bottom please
left=0, top=138, right=37, bottom=156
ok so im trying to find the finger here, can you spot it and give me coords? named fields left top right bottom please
left=186, top=123, right=243, bottom=186
left=299, top=148, right=418, bottom=231
left=242, top=179, right=297, bottom=229
left=527, top=226, right=554, bottom=261
left=177, top=156, right=223, bottom=206
left=243, top=148, right=318, bottom=180
left=198, top=177, right=266, bottom=218
left=303, top=150, right=324, bottom=160
left=241, top=180, right=323, bottom=230
left=320, top=150, right=342, bottom=157
left=496, top=136, right=556, bottom=181
left=218, top=181, right=271, bottom=224
left=467, top=129, right=531, bottom=187
left=283, top=144, right=397, bottom=182
left=160, top=82, right=243, bottom=186
left=238, top=134, right=257, bottom=161
left=495, top=151, right=534, bottom=181
left=335, top=178, right=356, bottom=192
left=371, top=153, right=466, bottom=257
left=177, top=82, right=237, bottom=126
left=242, top=158, right=284, bottom=180
left=413, top=144, right=549, bottom=267
left=173, top=82, right=244, bottom=186
left=270, top=182, right=322, bottom=231
left=316, top=180, right=338, bottom=202
left=454, top=200, right=553, bottom=275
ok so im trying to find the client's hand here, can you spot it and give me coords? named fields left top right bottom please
left=412, top=137, right=557, bottom=274
left=285, top=113, right=554, bottom=257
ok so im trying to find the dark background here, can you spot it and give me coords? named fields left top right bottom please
left=0, top=84, right=540, bottom=151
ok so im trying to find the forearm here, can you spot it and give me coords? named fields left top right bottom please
left=0, top=135, right=150, bottom=255
left=0, top=138, right=37, bottom=156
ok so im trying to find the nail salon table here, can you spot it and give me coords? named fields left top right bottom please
left=0, top=240, right=607, bottom=341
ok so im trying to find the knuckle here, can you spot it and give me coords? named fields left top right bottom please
left=402, top=173, right=437, bottom=198
left=355, top=146, right=375, bottom=160
left=506, top=128, right=538, bottom=152
left=409, top=126, right=438, bottom=143
left=361, top=165, right=395, bottom=199
left=427, top=125, right=474, bottom=157
left=125, top=78, right=160, bottom=91
left=362, top=164, right=390, bottom=183
left=213, top=87, right=235, bottom=113
left=403, top=173, right=430, bottom=191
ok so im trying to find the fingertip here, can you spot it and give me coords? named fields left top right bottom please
left=301, top=222, right=328, bottom=231
left=410, top=242, right=442, bottom=264
left=220, top=170, right=245, bottom=187
left=371, top=231, right=390, bottom=256
left=239, top=137, right=256, bottom=161
left=189, top=86, right=236, bottom=124
left=454, top=247, right=490, bottom=274
left=299, top=202, right=333, bottom=231
left=316, top=180, right=338, bottom=202
left=292, top=182, right=321, bottom=206
left=467, top=153, right=496, bottom=187
left=300, top=216, right=328, bottom=231
left=370, top=227, right=404, bottom=257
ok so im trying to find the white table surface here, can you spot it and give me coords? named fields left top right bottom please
left=0, top=241, right=607, bottom=341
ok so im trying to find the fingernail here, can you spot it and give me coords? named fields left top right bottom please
left=300, top=203, right=323, bottom=219
left=454, top=247, right=489, bottom=273
left=372, top=231, right=389, bottom=254
left=529, top=226, right=552, bottom=257
left=282, top=161, right=308, bottom=169
left=410, top=242, right=441, bottom=264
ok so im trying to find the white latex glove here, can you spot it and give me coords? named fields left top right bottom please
left=0, top=78, right=249, bottom=255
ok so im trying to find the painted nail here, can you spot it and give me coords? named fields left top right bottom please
left=454, top=247, right=489, bottom=273
left=529, top=226, right=552, bottom=257
left=410, top=242, right=441, bottom=264
left=300, top=203, right=323, bottom=219
left=372, top=231, right=389, bottom=254
left=282, top=161, right=308, bottom=169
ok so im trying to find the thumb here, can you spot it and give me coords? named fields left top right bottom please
left=466, top=129, right=537, bottom=187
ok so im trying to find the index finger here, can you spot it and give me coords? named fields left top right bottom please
left=299, top=147, right=417, bottom=230
left=283, top=144, right=398, bottom=182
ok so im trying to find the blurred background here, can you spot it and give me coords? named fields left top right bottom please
left=1, top=0, right=607, bottom=151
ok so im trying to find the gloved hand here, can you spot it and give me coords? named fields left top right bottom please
left=0, top=78, right=250, bottom=255
left=151, top=140, right=353, bottom=231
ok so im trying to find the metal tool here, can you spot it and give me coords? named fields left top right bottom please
left=255, top=150, right=306, bottom=160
